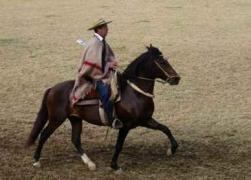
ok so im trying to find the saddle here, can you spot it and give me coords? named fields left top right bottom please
left=75, top=71, right=121, bottom=106
left=71, top=72, right=121, bottom=125
left=75, top=88, right=101, bottom=106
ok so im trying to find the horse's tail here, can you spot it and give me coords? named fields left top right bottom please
left=25, top=88, right=50, bottom=147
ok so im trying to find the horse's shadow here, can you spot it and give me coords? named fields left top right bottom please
left=39, top=138, right=222, bottom=172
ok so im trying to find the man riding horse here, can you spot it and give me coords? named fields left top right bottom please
left=71, top=18, right=123, bottom=129
left=26, top=18, right=181, bottom=171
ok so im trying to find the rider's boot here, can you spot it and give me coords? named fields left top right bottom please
left=96, top=80, right=123, bottom=129
left=105, top=101, right=123, bottom=129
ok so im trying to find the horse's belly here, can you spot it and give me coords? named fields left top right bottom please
left=72, top=105, right=106, bottom=126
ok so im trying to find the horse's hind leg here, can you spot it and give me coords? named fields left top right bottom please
left=69, top=116, right=96, bottom=171
left=33, top=118, right=65, bottom=167
left=142, top=118, right=178, bottom=155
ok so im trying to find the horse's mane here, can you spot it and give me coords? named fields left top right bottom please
left=123, top=45, right=162, bottom=77
left=119, top=46, right=162, bottom=90
left=123, top=52, right=149, bottom=77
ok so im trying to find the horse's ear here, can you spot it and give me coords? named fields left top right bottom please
left=146, top=45, right=150, bottom=51
left=146, top=44, right=153, bottom=51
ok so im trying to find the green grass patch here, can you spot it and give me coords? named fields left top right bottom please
left=0, top=38, right=18, bottom=46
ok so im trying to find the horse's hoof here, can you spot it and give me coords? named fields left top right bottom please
left=171, top=142, right=179, bottom=154
left=33, top=161, right=41, bottom=168
left=88, top=162, right=96, bottom=171
left=167, top=148, right=172, bottom=156
left=114, top=167, right=123, bottom=174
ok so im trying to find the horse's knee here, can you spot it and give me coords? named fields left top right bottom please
left=39, top=128, right=50, bottom=143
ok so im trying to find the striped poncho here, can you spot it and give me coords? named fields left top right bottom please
left=71, top=35, right=116, bottom=104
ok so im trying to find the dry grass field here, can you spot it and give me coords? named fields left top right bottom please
left=0, top=0, right=251, bottom=179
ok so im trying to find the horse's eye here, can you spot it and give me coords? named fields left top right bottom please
left=159, top=59, right=166, bottom=65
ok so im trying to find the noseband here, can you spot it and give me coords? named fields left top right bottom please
left=154, top=60, right=175, bottom=82
left=136, top=59, right=174, bottom=83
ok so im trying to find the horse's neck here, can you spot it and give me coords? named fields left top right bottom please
left=123, top=54, right=155, bottom=95
left=134, top=79, right=155, bottom=95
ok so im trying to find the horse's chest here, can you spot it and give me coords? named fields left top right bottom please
left=136, top=98, right=154, bottom=119
left=121, top=95, right=154, bottom=120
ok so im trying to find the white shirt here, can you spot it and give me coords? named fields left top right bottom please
left=94, top=33, right=103, bottom=42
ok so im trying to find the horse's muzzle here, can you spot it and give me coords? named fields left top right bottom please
left=167, top=76, right=180, bottom=85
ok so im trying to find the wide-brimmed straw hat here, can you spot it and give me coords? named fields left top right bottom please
left=88, top=18, right=112, bottom=30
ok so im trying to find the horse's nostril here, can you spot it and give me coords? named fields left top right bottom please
left=170, top=76, right=180, bottom=85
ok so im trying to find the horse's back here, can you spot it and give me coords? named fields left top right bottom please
left=51, top=80, right=75, bottom=91
left=49, top=80, right=75, bottom=100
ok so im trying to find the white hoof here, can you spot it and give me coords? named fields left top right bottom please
left=114, top=168, right=123, bottom=174
left=167, top=148, right=172, bottom=156
left=33, top=161, right=41, bottom=168
left=88, top=162, right=96, bottom=171
left=81, top=153, right=96, bottom=171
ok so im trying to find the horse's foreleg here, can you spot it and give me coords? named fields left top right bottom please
left=69, top=116, right=96, bottom=171
left=111, top=127, right=130, bottom=172
left=69, top=117, right=84, bottom=154
left=33, top=119, right=65, bottom=167
left=142, top=118, right=178, bottom=155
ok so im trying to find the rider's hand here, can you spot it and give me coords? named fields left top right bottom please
left=110, top=61, right=118, bottom=69
left=109, top=59, right=118, bottom=70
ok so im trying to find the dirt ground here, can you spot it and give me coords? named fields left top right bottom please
left=0, top=0, right=250, bottom=179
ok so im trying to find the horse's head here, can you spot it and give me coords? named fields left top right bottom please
left=146, top=45, right=180, bottom=85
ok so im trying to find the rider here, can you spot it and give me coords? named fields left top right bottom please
left=71, top=18, right=123, bottom=129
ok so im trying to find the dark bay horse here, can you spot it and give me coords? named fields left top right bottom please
left=26, top=45, right=180, bottom=172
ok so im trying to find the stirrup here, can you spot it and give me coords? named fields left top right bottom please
left=112, top=118, right=123, bottom=129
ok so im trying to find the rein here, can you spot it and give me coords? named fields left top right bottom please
left=137, top=76, right=167, bottom=84
left=122, top=59, right=173, bottom=99
left=127, top=59, right=172, bottom=84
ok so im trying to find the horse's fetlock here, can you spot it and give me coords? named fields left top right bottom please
left=111, top=162, right=119, bottom=170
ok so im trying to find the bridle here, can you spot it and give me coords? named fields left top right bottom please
left=126, top=58, right=175, bottom=98
left=135, top=58, right=174, bottom=84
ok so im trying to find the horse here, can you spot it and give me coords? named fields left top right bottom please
left=26, top=45, right=181, bottom=172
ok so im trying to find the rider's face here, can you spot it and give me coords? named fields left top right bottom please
left=97, top=25, right=108, bottom=38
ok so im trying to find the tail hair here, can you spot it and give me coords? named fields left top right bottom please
left=25, top=88, right=50, bottom=147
